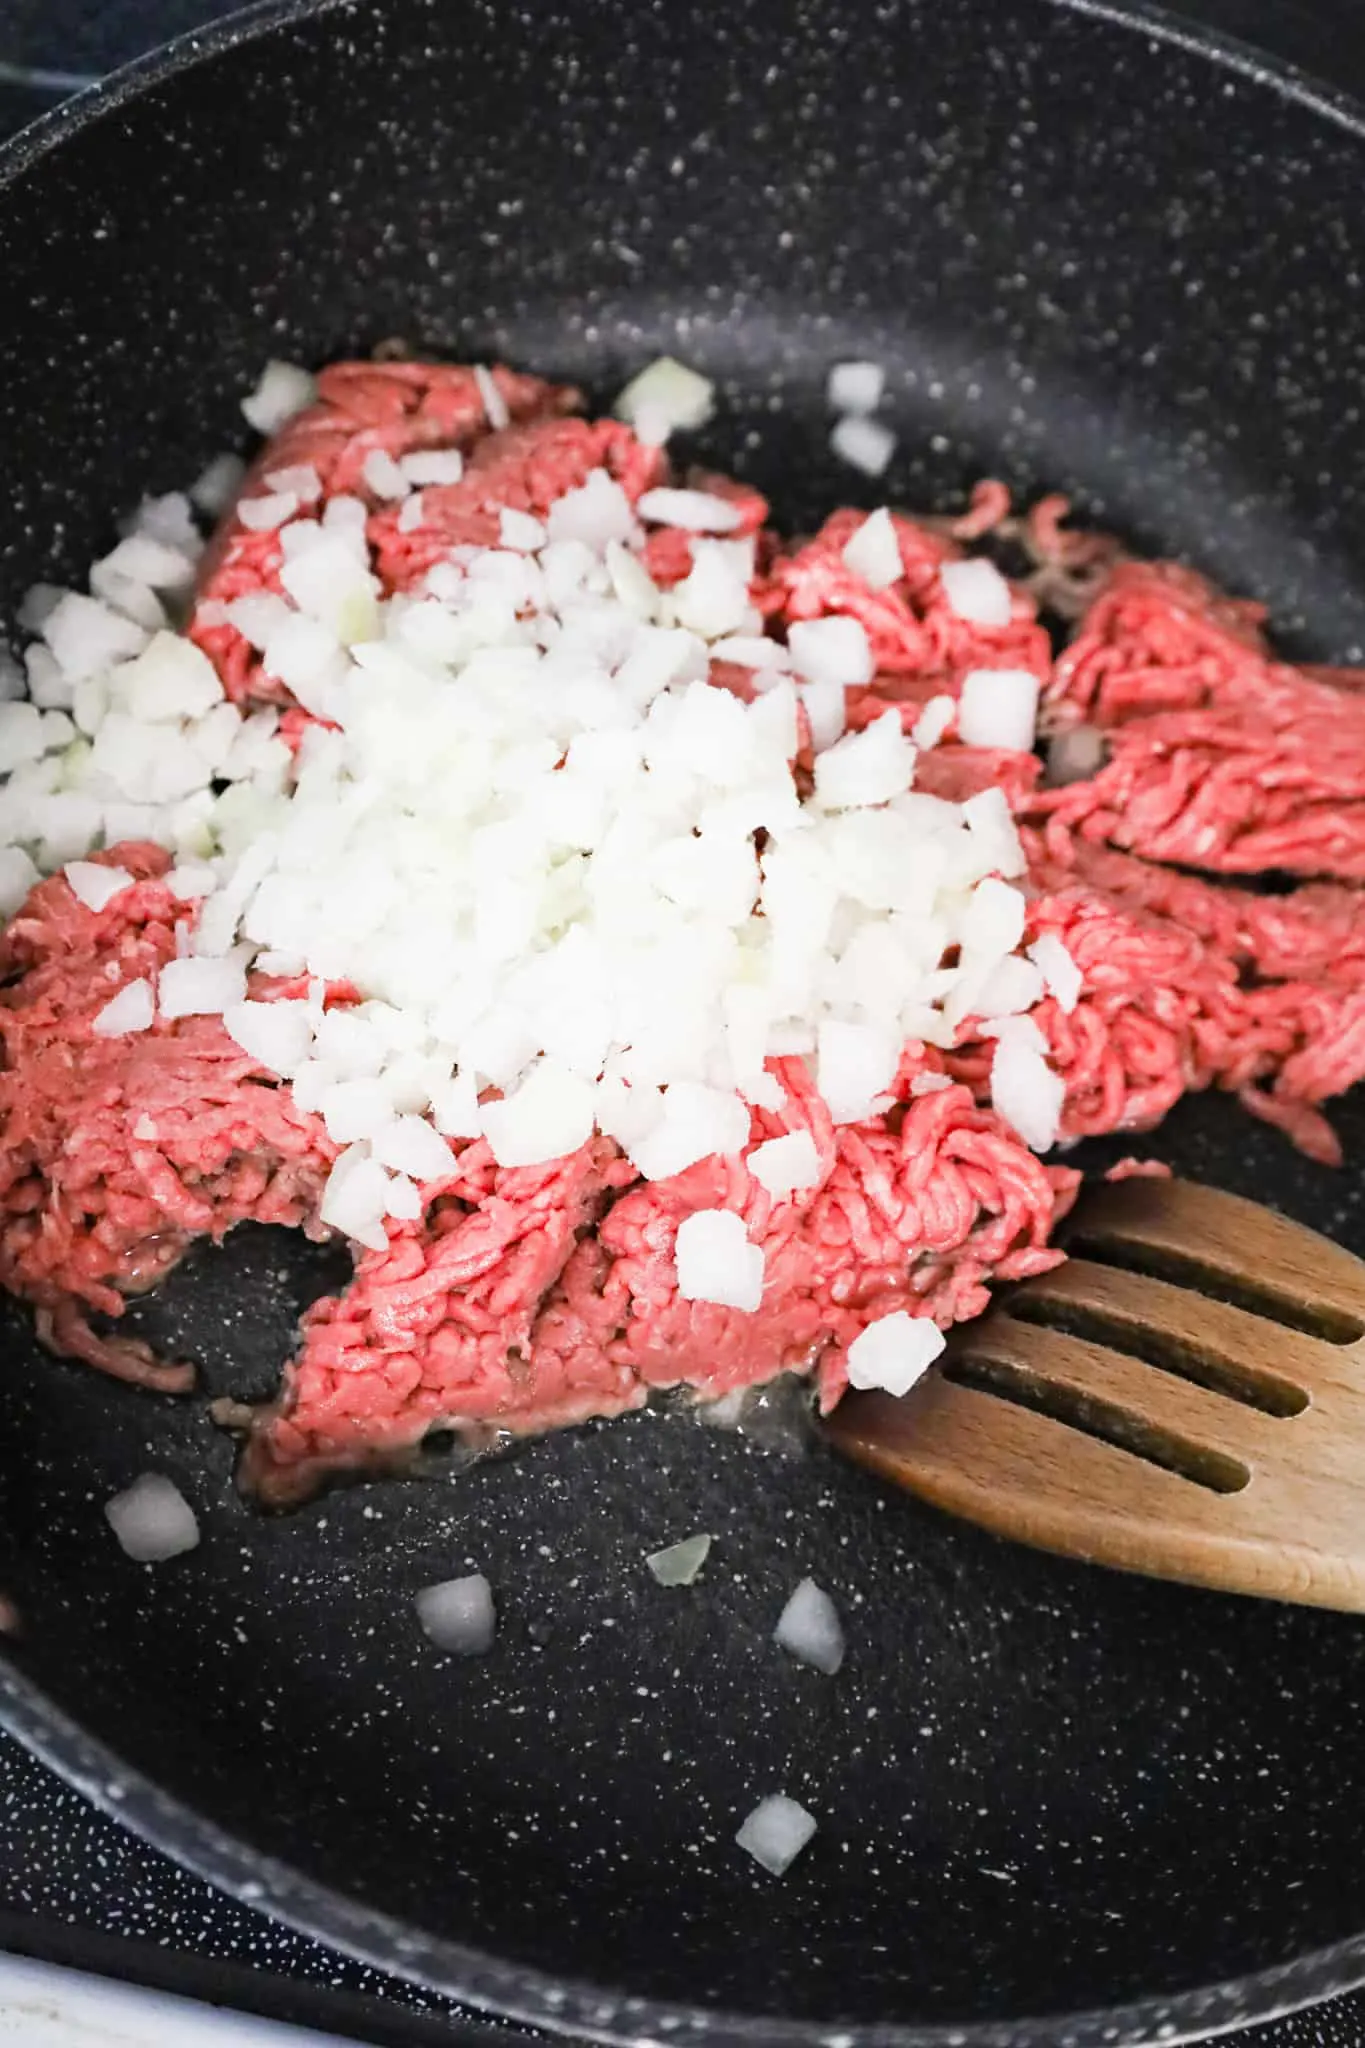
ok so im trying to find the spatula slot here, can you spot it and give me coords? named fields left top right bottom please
left=1065, top=1230, right=1364, bottom=1346
left=942, top=1351, right=1252, bottom=1494
left=1005, top=1294, right=1310, bottom=1418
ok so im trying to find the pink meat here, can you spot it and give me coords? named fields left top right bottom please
left=7, top=375, right=1365, bottom=1503
left=241, top=1055, right=1074, bottom=1503
left=0, top=847, right=335, bottom=1391
left=1034, top=562, right=1365, bottom=880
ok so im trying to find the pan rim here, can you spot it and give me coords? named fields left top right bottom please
left=2, top=0, right=1364, bottom=2039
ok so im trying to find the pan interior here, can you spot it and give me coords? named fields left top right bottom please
left=4, top=0, right=1365, bottom=2033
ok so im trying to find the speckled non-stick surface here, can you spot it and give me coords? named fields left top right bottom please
left=7, top=2, right=1365, bottom=2044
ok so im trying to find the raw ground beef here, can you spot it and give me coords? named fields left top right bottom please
left=7, top=358, right=1365, bottom=1502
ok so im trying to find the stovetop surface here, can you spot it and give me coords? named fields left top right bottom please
left=1, top=2, right=1364, bottom=2042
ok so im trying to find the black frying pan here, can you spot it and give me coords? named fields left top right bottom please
left=4, top=2, right=1365, bottom=2041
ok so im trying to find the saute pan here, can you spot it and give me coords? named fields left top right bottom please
left=4, top=2, right=1365, bottom=2041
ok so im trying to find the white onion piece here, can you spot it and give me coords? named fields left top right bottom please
left=385, top=1173, right=423, bottom=1221
left=474, top=364, right=510, bottom=431
left=629, top=1083, right=751, bottom=1182
left=748, top=1130, right=822, bottom=1200
left=813, top=711, right=915, bottom=810
left=0, top=847, right=40, bottom=920
left=774, top=1578, right=845, bottom=1675
left=92, top=979, right=155, bottom=1037
left=637, top=488, right=743, bottom=534
left=674, top=1209, right=764, bottom=1310
left=64, top=861, right=134, bottom=913
left=941, top=558, right=1014, bottom=627
left=430, top=1073, right=482, bottom=1138
left=42, top=594, right=147, bottom=681
left=646, top=1534, right=713, bottom=1586
left=910, top=1071, right=953, bottom=1096
left=481, top=1062, right=596, bottom=1167
left=191, top=452, right=247, bottom=515
left=962, top=876, right=1026, bottom=958
left=816, top=1019, right=899, bottom=1126
left=983, top=1012, right=1048, bottom=1055
left=787, top=616, right=872, bottom=688
left=616, top=356, right=715, bottom=439
left=265, top=463, right=322, bottom=503
left=119, top=633, right=223, bottom=723
left=24, top=646, right=73, bottom=709
left=710, top=635, right=789, bottom=671
left=911, top=695, right=955, bottom=750
left=96, top=534, right=196, bottom=594
left=546, top=470, right=635, bottom=550
left=671, top=543, right=751, bottom=639
left=238, top=493, right=299, bottom=533
left=500, top=508, right=547, bottom=551
left=830, top=415, right=896, bottom=476
left=320, top=1077, right=393, bottom=1144
left=957, top=668, right=1040, bottom=753
left=736, top=1795, right=817, bottom=1876
left=840, top=507, right=902, bottom=591
left=105, top=1475, right=200, bottom=1563
left=415, top=1573, right=496, bottom=1654
left=991, top=1035, right=1064, bottom=1153
left=962, top=787, right=1027, bottom=878
left=401, top=449, right=465, bottom=488
left=797, top=680, right=846, bottom=752
left=158, top=955, right=247, bottom=1019
left=1028, top=932, right=1083, bottom=1012
left=124, top=491, right=199, bottom=554
left=826, top=361, right=885, bottom=414
left=371, top=1114, right=458, bottom=1182
left=319, top=1145, right=390, bottom=1252
left=845, top=1311, right=945, bottom=1396
left=241, top=360, right=316, bottom=435
left=224, top=997, right=316, bottom=1076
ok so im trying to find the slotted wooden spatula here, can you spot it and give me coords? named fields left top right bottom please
left=823, top=1176, right=1365, bottom=1610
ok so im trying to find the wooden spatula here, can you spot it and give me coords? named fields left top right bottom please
left=823, top=1176, right=1365, bottom=1610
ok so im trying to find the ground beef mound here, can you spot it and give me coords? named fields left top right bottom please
left=6, top=360, right=1365, bottom=1502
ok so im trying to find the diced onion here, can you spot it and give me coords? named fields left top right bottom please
left=616, top=356, right=715, bottom=439
left=105, top=1474, right=200, bottom=1563
left=401, top=449, right=465, bottom=488
left=774, top=1577, right=845, bottom=1674
left=158, top=955, right=247, bottom=1019
left=1028, top=932, right=1083, bottom=1012
left=646, top=1534, right=713, bottom=1586
left=637, top=488, right=744, bottom=534
left=748, top=1130, right=822, bottom=1200
left=241, top=360, right=317, bottom=435
left=941, top=558, right=1014, bottom=627
left=826, top=361, right=885, bottom=414
left=736, top=1794, right=817, bottom=1876
left=0, top=847, right=40, bottom=920
left=415, top=1573, right=496, bottom=1654
left=64, top=861, right=134, bottom=913
left=958, top=668, right=1040, bottom=753
left=788, top=616, right=873, bottom=688
left=840, top=507, right=902, bottom=591
left=481, top=1061, right=596, bottom=1168
left=674, top=1209, right=765, bottom=1310
left=845, top=1310, right=945, bottom=1396
left=830, top=415, right=896, bottom=476
left=92, top=978, right=155, bottom=1037
left=990, top=1034, right=1065, bottom=1153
